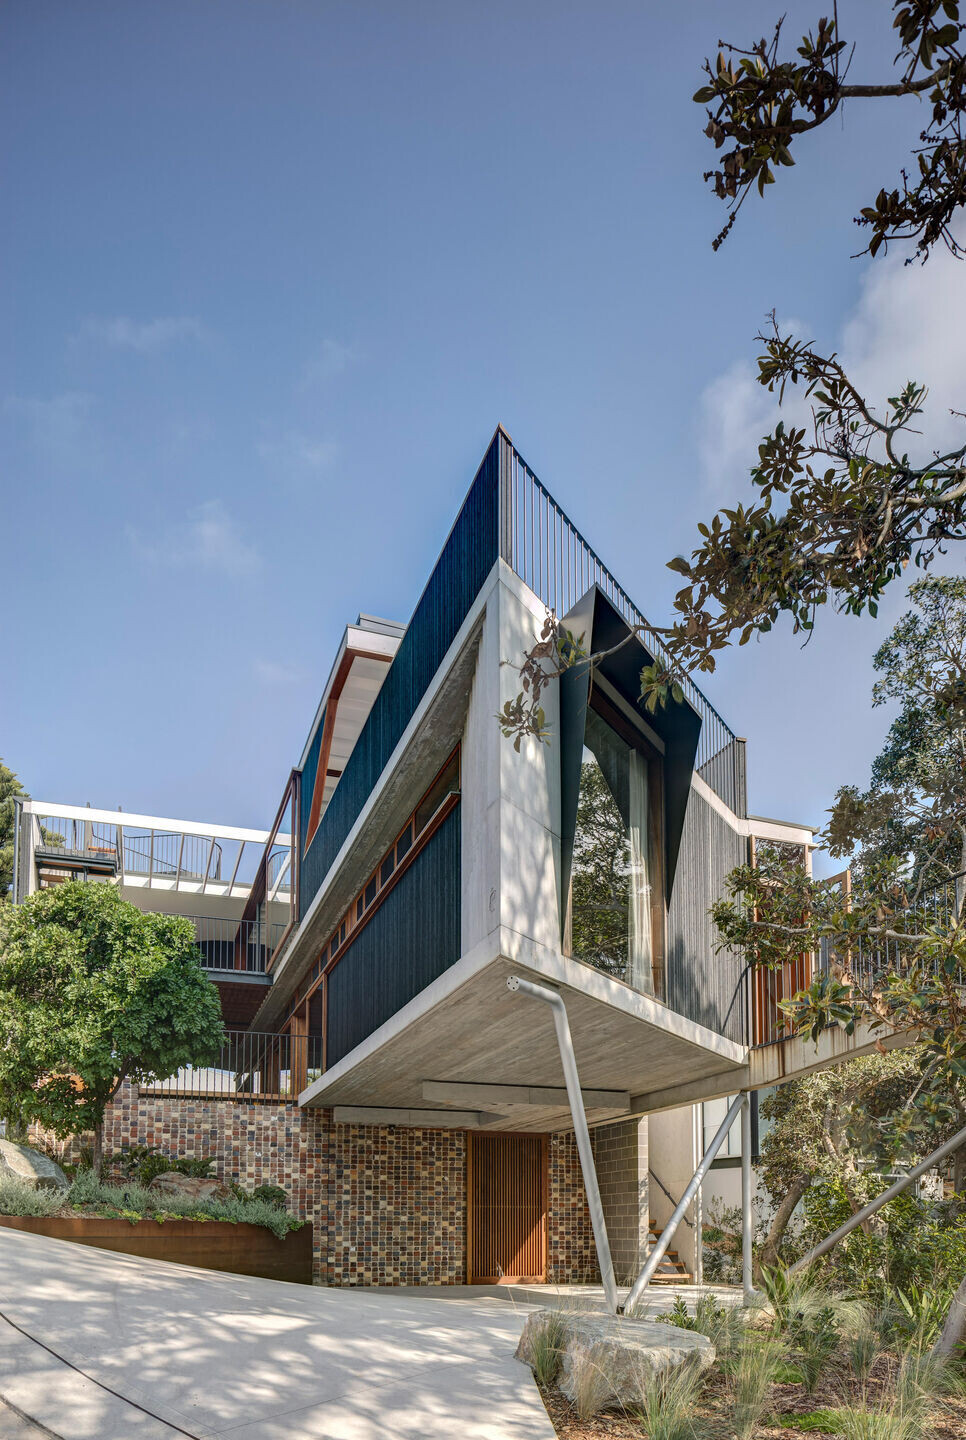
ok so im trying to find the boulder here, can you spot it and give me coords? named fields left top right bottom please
left=516, top=1309, right=714, bottom=1410
left=0, top=1139, right=69, bottom=1193
left=147, top=1173, right=234, bottom=1204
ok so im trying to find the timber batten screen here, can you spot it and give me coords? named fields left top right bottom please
left=467, top=1132, right=547, bottom=1284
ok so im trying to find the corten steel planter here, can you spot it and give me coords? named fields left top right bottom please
left=0, top=1214, right=313, bottom=1284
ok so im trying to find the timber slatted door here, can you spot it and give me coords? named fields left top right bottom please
left=467, top=1133, right=547, bottom=1283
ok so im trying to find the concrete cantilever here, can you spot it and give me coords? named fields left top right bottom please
left=506, top=975, right=619, bottom=1314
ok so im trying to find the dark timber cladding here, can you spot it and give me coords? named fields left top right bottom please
left=665, top=787, right=749, bottom=1043
left=325, top=804, right=461, bottom=1067
left=299, top=437, right=500, bottom=917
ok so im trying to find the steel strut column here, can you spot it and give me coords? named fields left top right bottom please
left=506, top=976, right=619, bottom=1314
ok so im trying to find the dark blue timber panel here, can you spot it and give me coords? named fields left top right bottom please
left=299, top=437, right=499, bottom=918
left=665, top=787, right=749, bottom=1043
left=325, top=804, right=461, bottom=1067
left=300, top=719, right=325, bottom=860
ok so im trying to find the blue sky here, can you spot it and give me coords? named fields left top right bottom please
left=4, top=0, right=964, bottom=864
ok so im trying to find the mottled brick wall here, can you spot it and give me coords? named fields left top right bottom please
left=45, top=1087, right=592, bottom=1287
left=323, top=1123, right=466, bottom=1285
left=592, top=1117, right=649, bottom=1284
left=547, top=1130, right=598, bottom=1283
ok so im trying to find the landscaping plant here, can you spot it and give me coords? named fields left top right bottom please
left=521, top=1311, right=566, bottom=1389
left=0, top=1175, right=63, bottom=1218
left=0, top=881, right=224, bottom=1174
left=108, top=1146, right=216, bottom=1187
left=789, top=1304, right=840, bottom=1396
left=631, top=1355, right=703, bottom=1440
left=731, top=1335, right=783, bottom=1440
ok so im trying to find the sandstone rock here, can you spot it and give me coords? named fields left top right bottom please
left=0, top=1140, right=69, bottom=1192
left=147, top=1173, right=234, bottom=1204
left=516, top=1309, right=714, bottom=1411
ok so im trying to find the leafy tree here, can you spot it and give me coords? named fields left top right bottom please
left=0, top=760, right=63, bottom=902
left=0, top=880, right=224, bottom=1173
left=826, top=575, right=966, bottom=892
left=0, top=761, right=27, bottom=901
left=500, top=4, right=966, bottom=741
left=754, top=1050, right=947, bottom=1275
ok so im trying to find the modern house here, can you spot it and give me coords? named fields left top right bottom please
left=13, top=427, right=862, bottom=1289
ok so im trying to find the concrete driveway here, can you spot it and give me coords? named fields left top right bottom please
left=0, top=1229, right=555, bottom=1440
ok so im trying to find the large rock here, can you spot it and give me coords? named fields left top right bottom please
left=147, top=1173, right=234, bottom=1204
left=516, top=1309, right=714, bottom=1410
left=0, top=1140, right=69, bottom=1193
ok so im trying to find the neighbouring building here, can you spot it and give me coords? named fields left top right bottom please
left=14, top=426, right=871, bottom=1289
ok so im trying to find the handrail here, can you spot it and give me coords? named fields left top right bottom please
left=138, top=1029, right=323, bottom=1101
left=649, top=1170, right=695, bottom=1228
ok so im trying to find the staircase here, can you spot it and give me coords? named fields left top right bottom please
left=646, top=1221, right=692, bottom=1283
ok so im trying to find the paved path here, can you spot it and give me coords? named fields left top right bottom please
left=0, top=1230, right=555, bottom=1440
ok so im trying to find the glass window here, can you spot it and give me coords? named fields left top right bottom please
left=364, top=877, right=376, bottom=908
left=396, top=824, right=412, bottom=862
left=568, top=706, right=659, bottom=994
left=703, top=1095, right=741, bottom=1158
left=414, top=751, right=459, bottom=834
left=380, top=853, right=395, bottom=887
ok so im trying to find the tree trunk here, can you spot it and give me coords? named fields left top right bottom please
left=91, top=1119, right=103, bottom=1178
left=934, top=1272, right=966, bottom=1361
left=756, top=1172, right=809, bottom=1278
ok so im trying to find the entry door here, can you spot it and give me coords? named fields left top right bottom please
left=467, top=1132, right=547, bottom=1283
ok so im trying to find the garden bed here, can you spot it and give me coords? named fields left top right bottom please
left=539, top=1375, right=966, bottom=1438
left=0, top=1212, right=313, bottom=1284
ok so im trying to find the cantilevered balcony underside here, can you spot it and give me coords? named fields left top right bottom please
left=299, top=935, right=747, bottom=1133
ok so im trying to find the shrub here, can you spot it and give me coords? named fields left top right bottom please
left=789, top=1304, right=839, bottom=1395
left=66, top=1170, right=303, bottom=1240
left=0, top=1175, right=64, bottom=1218
left=796, top=1182, right=966, bottom=1308
left=249, top=1184, right=288, bottom=1211
left=108, top=1146, right=215, bottom=1188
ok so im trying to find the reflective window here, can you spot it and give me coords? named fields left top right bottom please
left=568, top=703, right=662, bottom=996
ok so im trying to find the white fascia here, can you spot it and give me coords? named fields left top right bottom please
left=22, top=800, right=284, bottom=847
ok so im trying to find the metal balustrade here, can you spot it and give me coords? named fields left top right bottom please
left=818, top=870, right=966, bottom=990
left=751, top=870, right=966, bottom=1047
left=185, top=915, right=286, bottom=974
left=138, top=1029, right=324, bottom=1101
left=499, top=437, right=746, bottom=816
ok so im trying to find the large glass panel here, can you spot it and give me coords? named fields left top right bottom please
left=569, top=707, right=659, bottom=994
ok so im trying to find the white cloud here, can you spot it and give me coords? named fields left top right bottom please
left=257, top=430, right=338, bottom=474
left=77, top=315, right=209, bottom=353
left=300, top=338, right=360, bottom=389
left=252, top=659, right=306, bottom=686
left=128, top=500, right=260, bottom=576
left=698, top=248, right=966, bottom=493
